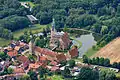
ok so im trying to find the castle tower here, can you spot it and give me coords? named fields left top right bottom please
left=51, top=18, right=56, bottom=38
left=29, top=39, right=34, bottom=54
left=51, top=18, right=56, bottom=32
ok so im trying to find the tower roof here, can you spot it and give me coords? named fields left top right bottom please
left=52, top=18, right=56, bottom=31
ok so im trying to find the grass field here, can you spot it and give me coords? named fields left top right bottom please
left=0, top=38, right=11, bottom=47
left=85, top=48, right=98, bottom=57
left=13, top=24, right=48, bottom=38
left=47, top=75, right=63, bottom=80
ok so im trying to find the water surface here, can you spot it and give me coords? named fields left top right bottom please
left=72, top=33, right=97, bottom=57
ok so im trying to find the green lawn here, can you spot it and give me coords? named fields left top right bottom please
left=0, top=24, right=49, bottom=46
left=13, top=24, right=48, bottom=38
left=28, top=2, right=35, bottom=8
left=74, top=58, right=83, bottom=62
left=70, top=37, right=82, bottom=49
left=85, top=48, right=98, bottom=57
left=116, top=72, right=120, bottom=79
left=20, top=1, right=35, bottom=8
left=0, top=38, right=11, bottom=47
left=47, top=75, right=63, bottom=80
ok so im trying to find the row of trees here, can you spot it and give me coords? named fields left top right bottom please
left=83, top=55, right=110, bottom=67
left=76, top=67, right=116, bottom=80
left=0, top=15, right=30, bottom=31
left=83, top=55, right=120, bottom=69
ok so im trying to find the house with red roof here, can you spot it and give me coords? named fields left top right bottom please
left=29, top=63, right=41, bottom=71
left=38, top=56, right=48, bottom=65
left=51, top=66, right=60, bottom=72
left=13, top=67, right=25, bottom=74
left=55, top=53, right=66, bottom=62
left=7, top=50, right=18, bottom=58
left=17, top=55, right=30, bottom=69
left=50, top=60, right=58, bottom=66
left=68, top=46, right=78, bottom=58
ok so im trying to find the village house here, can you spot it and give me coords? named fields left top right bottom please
left=56, top=53, right=66, bottom=62
left=7, top=50, right=18, bottom=58
left=16, top=55, right=30, bottom=69
left=13, top=67, right=25, bottom=74
left=68, top=46, right=79, bottom=58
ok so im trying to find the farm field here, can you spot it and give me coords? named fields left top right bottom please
left=93, top=37, right=120, bottom=63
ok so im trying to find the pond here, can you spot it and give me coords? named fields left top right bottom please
left=72, top=33, right=98, bottom=57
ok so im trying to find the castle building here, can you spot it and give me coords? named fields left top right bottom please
left=50, top=18, right=71, bottom=50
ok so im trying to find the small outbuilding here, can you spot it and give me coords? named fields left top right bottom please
left=27, top=15, right=38, bottom=24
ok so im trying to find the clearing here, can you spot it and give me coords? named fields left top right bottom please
left=20, top=1, right=35, bottom=8
left=0, top=38, right=10, bottom=47
left=13, top=24, right=48, bottom=38
left=93, top=37, right=120, bottom=63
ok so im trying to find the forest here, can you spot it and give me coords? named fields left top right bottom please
left=31, top=0, right=120, bottom=47
left=0, top=0, right=30, bottom=39
left=1, top=0, right=120, bottom=45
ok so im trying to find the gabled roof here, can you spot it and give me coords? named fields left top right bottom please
left=35, top=47, right=57, bottom=57
left=17, top=55, right=29, bottom=63
left=56, top=53, right=66, bottom=62
left=51, top=66, right=59, bottom=71
left=27, top=15, right=38, bottom=21
left=50, top=61, right=58, bottom=66
left=14, top=68, right=25, bottom=74
left=29, top=63, right=40, bottom=69
left=69, top=47, right=78, bottom=58
left=7, top=50, right=18, bottom=57
left=14, top=46, right=20, bottom=51
left=39, top=56, right=47, bottom=61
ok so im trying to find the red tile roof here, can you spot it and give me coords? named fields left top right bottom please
left=17, top=55, right=29, bottom=63
left=35, top=47, right=57, bottom=57
left=39, top=56, right=47, bottom=61
left=14, top=46, right=20, bottom=51
left=20, top=42, right=26, bottom=47
left=14, top=68, right=25, bottom=74
left=29, top=63, right=40, bottom=69
left=7, top=50, right=18, bottom=57
left=51, top=66, right=59, bottom=71
left=56, top=53, right=66, bottom=62
left=50, top=61, right=58, bottom=66
left=69, top=47, right=78, bottom=58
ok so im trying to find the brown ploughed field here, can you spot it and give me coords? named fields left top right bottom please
left=93, top=37, right=120, bottom=63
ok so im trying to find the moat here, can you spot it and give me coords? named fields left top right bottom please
left=72, top=33, right=97, bottom=57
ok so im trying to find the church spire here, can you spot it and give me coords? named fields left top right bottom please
left=52, top=18, right=56, bottom=31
